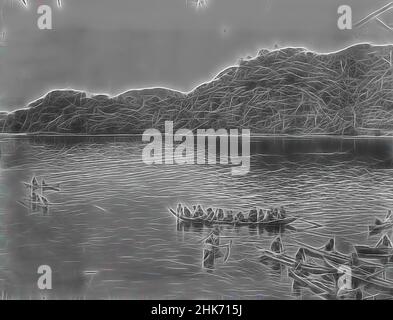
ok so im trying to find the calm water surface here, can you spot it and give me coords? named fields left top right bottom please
left=0, top=135, right=393, bottom=299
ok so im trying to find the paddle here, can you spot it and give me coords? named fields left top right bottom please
left=364, top=268, right=386, bottom=280
left=223, top=240, right=233, bottom=263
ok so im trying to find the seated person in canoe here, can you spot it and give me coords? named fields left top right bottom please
left=270, top=236, right=284, bottom=253
left=376, top=234, right=393, bottom=248
left=248, top=208, right=258, bottom=223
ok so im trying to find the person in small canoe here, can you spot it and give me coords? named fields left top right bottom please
left=295, top=248, right=307, bottom=263
left=273, top=208, right=279, bottom=219
left=248, top=208, right=258, bottom=223
left=206, top=227, right=223, bottom=258
left=270, top=236, right=284, bottom=253
left=31, top=191, right=38, bottom=202
left=349, top=252, right=360, bottom=267
left=294, top=248, right=307, bottom=271
left=205, top=226, right=220, bottom=246
left=376, top=234, right=393, bottom=248
left=279, top=206, right=286, bottom=219
left=323, top=238, right=335, bottom=252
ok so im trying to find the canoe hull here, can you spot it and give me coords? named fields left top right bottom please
left=288, top=269, right=334, bottom=296
left=260, top=250, right=338, bottom=275
left=354, top=245, right=393, bottom=258
left=169, top=209, right=296, bottom=227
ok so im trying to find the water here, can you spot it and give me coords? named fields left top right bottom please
left=0, top=135, right=393, bottom=300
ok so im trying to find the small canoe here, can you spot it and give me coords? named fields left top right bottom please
left=259, top=250, right=339, bottom=275
left=354, top=245, right=393, bottom=259
left=203, top=240, right=232, bottom=267
left=169, top=209, right=297, bottom=227
left=324, top=258, right=393, bottom=293
left=295, top=241, right=382, bottom=273
left=301, top=245, right=350, bottom=265
left=288, top=268, right=335, bottom=296
left=368, top=222, right=393, bottom=234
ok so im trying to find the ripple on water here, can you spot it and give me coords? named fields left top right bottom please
left=0, top=136, right=393, bottom=299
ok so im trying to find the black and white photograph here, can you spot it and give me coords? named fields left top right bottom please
left=1, top=0, right=393, bottom=304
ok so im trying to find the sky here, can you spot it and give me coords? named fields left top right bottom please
left=0, top=0, right=393, bottom=110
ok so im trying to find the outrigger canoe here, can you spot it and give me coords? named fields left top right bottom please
left=169, top=209, right=297, bottom=226
left=259, top=250, right=340, bottom=275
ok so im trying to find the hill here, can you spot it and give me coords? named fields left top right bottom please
left=2, top=43, right=393, bottom=135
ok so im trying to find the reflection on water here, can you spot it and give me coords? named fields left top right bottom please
left=0, top=135, right=393, bottom=299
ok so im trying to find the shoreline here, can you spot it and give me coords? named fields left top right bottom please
left=1, top=132, right=393, bottom=140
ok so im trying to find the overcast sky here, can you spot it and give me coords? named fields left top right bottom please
left=0, top=0, right=392, bottom=110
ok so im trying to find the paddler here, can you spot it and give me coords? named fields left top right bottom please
left=273, top=208, right=279, bottom=220
left=349, top=252, right=360, bottom=267
left=295, top=248, right=307, bottom=263
left=376, top=234, right=393, bottom=248
left=224, top=210, right=234, bottom=222
left=176, top=203, right=183, bottom=216
left=262, top=208, right=273, bottom=222
left=206, top=227, right=222, bottom=258
left=216, top=208, right=224, bottom=221
left=294, top=247, right=306, bottom=271
left=270, top=236, right=284, bottom=253
left=257, top=209, right=264, bottom=222
left=205, top=226, right=220, bottom=247
left=206, top=208, right=215, bottom=220
left=183, top=206, right=192, bottom=218
left=323, top=238, right=335, bottom=252
left=248, top=208, right=258, bottom=223
left=235, top=212, right=245, bottom=222
left=193, top=204, right=205, bottom=218
left=279, top=206, right=286, bottom=219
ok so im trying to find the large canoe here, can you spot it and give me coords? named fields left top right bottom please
left=169, top=209, right=297, bottom=226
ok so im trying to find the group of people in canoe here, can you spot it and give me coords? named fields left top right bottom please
left=176, top=203, right=287, bottom=223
